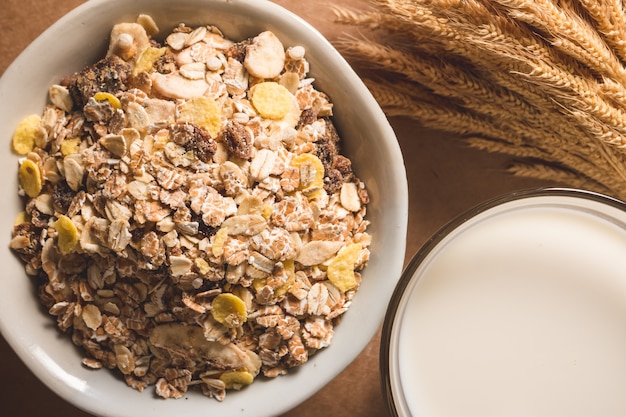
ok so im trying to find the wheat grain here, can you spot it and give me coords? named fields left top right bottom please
left=335, top=0, right=626, bottom=198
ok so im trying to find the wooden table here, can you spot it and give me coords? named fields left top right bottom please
left=0, top=1, right=558, bottom=416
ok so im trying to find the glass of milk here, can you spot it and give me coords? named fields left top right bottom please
left=382, top=188, right=626, bottom=417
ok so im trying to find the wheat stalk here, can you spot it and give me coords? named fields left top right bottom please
left=334, top=0, right=626, bottom=201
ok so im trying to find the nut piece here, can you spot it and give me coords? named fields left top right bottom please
left=244, top=31, right=286, bottom=79
left=136, top=14, right=159, bottom=37
left=49, top=85, right=74, bottom=112
left=63, top=155, right=85, bottom=191
left=100, top=134, right=127, bottom=157
left=340, top=182, right=361, bottom=212
left=107, top=22, right=150, bottom=61
left=295, top=240, right=344, bottom=266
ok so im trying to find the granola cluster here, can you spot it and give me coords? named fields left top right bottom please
left=9, top=15, right=371, bottom=400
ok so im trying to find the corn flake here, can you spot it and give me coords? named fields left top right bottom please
left=327, top=243, right=362, bottom=292
left=60, top=137, right=82, bottom=156
left=212, top=226, right=229, bottom=257
left=133, top=46, right=166, bottom=76
left=14, top=211, right=29, bottom=226
left=93, top=92, right=122, bottom=110
left=54, top=215, right=79, bottom=255
left=194, top=258, right=212, bottom=276
left=12, top=114, right=41, bottom=155
left=178, top=96, right=222, bottom=138
left=211, top=293, right=247, bottom=328
left=18, top=159, right=43, bottom=198
left=250, top=82, right=293, bottom=120
left=275, top=259, right=295, bottom=297
left=219, top=370, right=254, bottom=389
left=291, top=153, right=324, bottom=193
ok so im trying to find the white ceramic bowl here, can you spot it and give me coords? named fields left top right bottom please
left=0, top=1, right=408, bottom=416
left=382, top=188, right=626, bottom=417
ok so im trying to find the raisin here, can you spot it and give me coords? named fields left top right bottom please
left=297, top=108, right=317, bottom=127
left=67, top=55, right=131, bottom=108
left=83, top=98, right=116, bottom=123
left=195, top=132, right=217, bottom=163
left=333, top=154, right=353, bottom=179
left=154, top=52, right=176, bottom=74
left=12, top=222, right=41, bottom=261
left=52, top=181, right=76, bottom=213
left=226, top=40, right=250, bottom=63
left=223, top=122, right=252, bottom=160
left=324, top=168, right=344, bottom=195
left=170, top=123, right=196, bottom=146
left=170, top=123, right=216, bottom=163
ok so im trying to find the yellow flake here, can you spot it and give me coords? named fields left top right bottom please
left=261, top=204, right=273, bottom=220
left=219, top=370, right=254, bottom=389
left=93, top=92, right=122, bottom=110
left=60, top=137, right=82, bottom=156
left=237, top=195, right=263, bottom=216
left=250, top=82, right=293, bottom=120
left=14, top=211, right=29, bottom=225
left=274, top=259, right=295, bottom=297
left=177, top=96, right=222, bottom=138
left=194, top=258, right=211, bottom=276
left=54, top=215, right=79, bottom=255
left=211, top=293, right=247, bottom=328
left=251, top=278, right=267, bottom=293
left=327, top=243, right=362, bottom=292
left=212, top=226, right=229, bottom=257
left=12, top=114, right=41, bottom=155
left=133, top=46, right=166, bottom=76
left=291, top=153, right=324, bottom=192
left=18, top=159, right=43, bottom=198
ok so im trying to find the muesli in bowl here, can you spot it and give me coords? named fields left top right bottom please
left=11, top=14, right=371, bottom=401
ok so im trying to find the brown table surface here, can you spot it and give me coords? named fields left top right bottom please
left=0, top=1, right=561, bottom=416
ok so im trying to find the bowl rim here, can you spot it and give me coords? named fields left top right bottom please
left=379, top=187, right=626, bottom=417
left=1, top=0, right=409, bottom=416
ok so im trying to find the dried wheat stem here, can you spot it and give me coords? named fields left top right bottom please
left=517, top=62, right=626, bottom=144
left=339, top=38, right=540, bottom=119
left=336, top=0, right=626, bottom=198
left=574, top=0, right=626, bottom=63
left=331, top=7, right=383, bottom=30
left=369, top=76, right=595, bottom=170
left=493, top=0, right=626, bottom=84
left=342, top=5, right=626, bottom=144
left=468, top=134, right=626, bottom=192
left=364, top=79, right=512, bottom=139
left=365, top=0, right=606, bottom=123
left=508, top=162, right=615, bottom=196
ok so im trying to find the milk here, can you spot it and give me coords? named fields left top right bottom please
left=389, top=196, right=626, bottom=417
